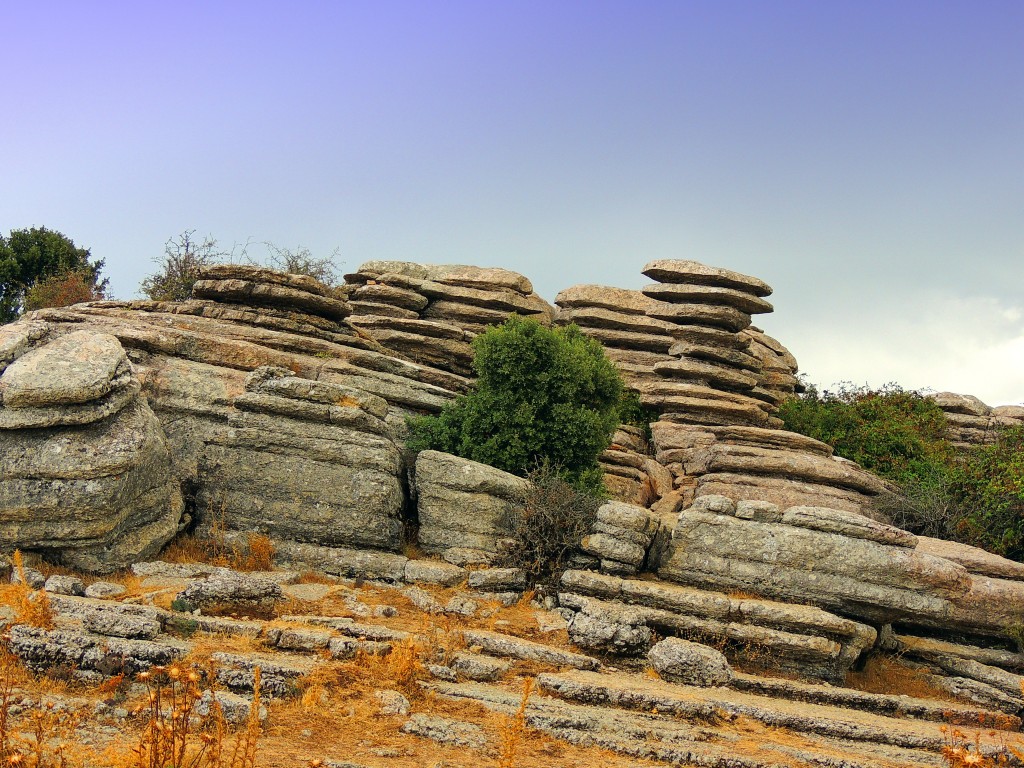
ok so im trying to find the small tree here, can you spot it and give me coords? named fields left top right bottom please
left=260, top=242, right=340, bottom=286
left=23, top=268, right=106, bottom=311
left=140, top=230, right=224, bottom=301
left=408, top=316, right=623, bottom=493
left=0, top=227, right=107, bottom=323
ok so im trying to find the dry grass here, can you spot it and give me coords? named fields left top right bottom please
left=10, top=551, right=55, bottom=629
left=497, top=677, right=534, bottom=768
left=161, top=533, right=276, bottom=573
left=845, top=655, right=958, bottom=702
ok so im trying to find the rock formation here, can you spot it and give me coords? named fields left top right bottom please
left=929, top=391, right=1024, bottom=449
left=2, top=256, right=1024, bottom=743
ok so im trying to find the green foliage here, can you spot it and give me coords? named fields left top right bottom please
left=140, top=230, right=224, bottom=301
left=782, top=383, right=1024, bottom=562
left=499, top=464, right=602, bottom=586
left=0, top=227, right=107, bottom=323
left=408, top=315, right=623, bottom=493
left=953, top=425, right=1024, bottom=560
left=616, top=388, right=658, bottom=442
left=778, top=383, right=952, bottom=486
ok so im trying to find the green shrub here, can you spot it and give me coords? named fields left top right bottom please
left=953, top=425, right=1024, bottom=560
left=408, top=316, right=623, bottom=493
left=778, top=383, right=952, bottom=486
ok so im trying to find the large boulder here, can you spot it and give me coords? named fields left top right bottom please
left=0, top=332, right=183, bottom=573
left=414, top=450, right=531, bottom=564
left=196, top=366, right=405, bottom=552
left=659, top=498, right=971, bottom=626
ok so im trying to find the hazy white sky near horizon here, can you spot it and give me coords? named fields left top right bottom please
left=2, top=1, right=1022, bottom=404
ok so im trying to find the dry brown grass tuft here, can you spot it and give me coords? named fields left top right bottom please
left=10, top=551, right=55, bottom=629
left=497, top=677, right=534, bottom=768
left=846, top=654, right=957, bottom=702
left=161, top=532, right=276, bottom=573
left=128, top=663, right=262, bottom=768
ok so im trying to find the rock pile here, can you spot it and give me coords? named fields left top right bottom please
left=555, top=260, right=784, bottom=430
left=0, top=328, right=182, bottom=572
left=343, top=261, right=554, bottom=377
left=650, top=421, right=890, bottom=517
left=929, top=391, right=1024, bottom=449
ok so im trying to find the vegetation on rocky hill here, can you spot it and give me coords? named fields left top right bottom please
left=408, top=315, right=624, bottom=494
left=0, top=227, right=107, bottom=323
left=781, top=384, right=1024, bottom=560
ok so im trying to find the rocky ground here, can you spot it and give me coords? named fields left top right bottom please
left=2, top=546, right=1021, bottom=768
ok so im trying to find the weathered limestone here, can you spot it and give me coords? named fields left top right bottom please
left=660, top=498, right=972, bottom=626
left=414, top=450, right=531, bottom=564
left=559, top=569, right=876, bottom=681
left=650, top=421, right=884, bottom=517
left=648, top=638, right=734, bottom=687
left=0, top=333, right=182, bottom=573
left=196, top=366, right=405, bottom=552
left=928, top=392, right=1024, bottom=449
left=580, top=501, right=662, bottom=576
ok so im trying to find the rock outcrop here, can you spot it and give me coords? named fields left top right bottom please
left=929, top=391, right=1024, bottom=449
left=0, top=328, right=182, bottom=572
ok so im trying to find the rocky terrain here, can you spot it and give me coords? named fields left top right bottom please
left=1, top=258, right=1023, bottom=766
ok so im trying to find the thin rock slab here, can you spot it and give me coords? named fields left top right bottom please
left=0, top=330, right=128, bottom=408
left=642, top=283, right=774, bottom=315
left=641, top=260, right=773, bottom=297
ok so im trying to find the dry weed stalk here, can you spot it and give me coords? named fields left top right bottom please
left=0, top=639, right=79, bottom=768
left=11, top=551, right=54, bottom=630
left=130, top=664, right=262, bottom=768
left=497, top=677, right=534, bottom=768
left=940, top=724, right=1024, bottom=767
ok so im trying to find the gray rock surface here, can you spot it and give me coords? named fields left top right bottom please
left=648, top=638, right=733, bottom=687
left=178, top=572, right=283, bottom=617
left=415, top=450, right=531, bottom=558
left=0, top=362, right=183, bottom=572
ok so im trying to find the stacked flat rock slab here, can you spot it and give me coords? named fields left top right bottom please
left=650, top=420, right=888, bottom=517
left=197, top=366, right=405, bottom=552
left=579, top=501, right=662, bottom=576
left=928, top=392, right=1024, bottom=449
left=556, top=261, right=800, bottom=435
left=343, top=261, right=555, bottom=377
left=414, top=450, right=531, bottom=566
left=558, top=568, right=877, bottom=682
left=0, top=330, right=183, bottom=572
left=599, top=425, right=676, bottom=506
left=659, top=494, right=973, bottom=628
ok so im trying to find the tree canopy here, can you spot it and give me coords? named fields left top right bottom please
left=0, top=227, right=107, bottom=323
left=408, top=315, right=624, bottom=493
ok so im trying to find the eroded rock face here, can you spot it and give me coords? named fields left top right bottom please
left=0, top=331, right=182, bottom=573
left=659, top=496, right=971, bottom=627
left=197, top=366, right=405, bottom=552
left=414, top=450, right=531, bottom=564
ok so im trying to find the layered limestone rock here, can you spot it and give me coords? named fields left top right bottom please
left=650, top=421, right=888, bottom=517
left=343, top=261, right=555, bottom=377
left=929, top=392, right=1024, bottom=449
left=0, top=330, right=183, bottom=572
left=414, top=450, right=531, bottom=565
left=558, top=568, right=877, bottom=682
left=658, top=495, right=972, bottom=627
left=196, top=366, right=405, bottom=552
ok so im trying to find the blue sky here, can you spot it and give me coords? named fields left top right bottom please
left=3, top=1, right=1022, bottom=403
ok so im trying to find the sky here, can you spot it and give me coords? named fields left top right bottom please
left=2, top=1, right=1022, bottom=404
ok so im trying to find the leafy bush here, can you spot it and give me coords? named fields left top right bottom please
left=953, top=425, right=1024, bottom=560
left=499, top=464, right=602, bottom=585
left=408, top=316, right=623, bottom=493
left=778, top=383, right=952, bottom=485
left=23, top=268, right=105, bottom=311
left=0, top=226, right=107, bottom=323
left=781, top=383, right=1024, bottom=561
